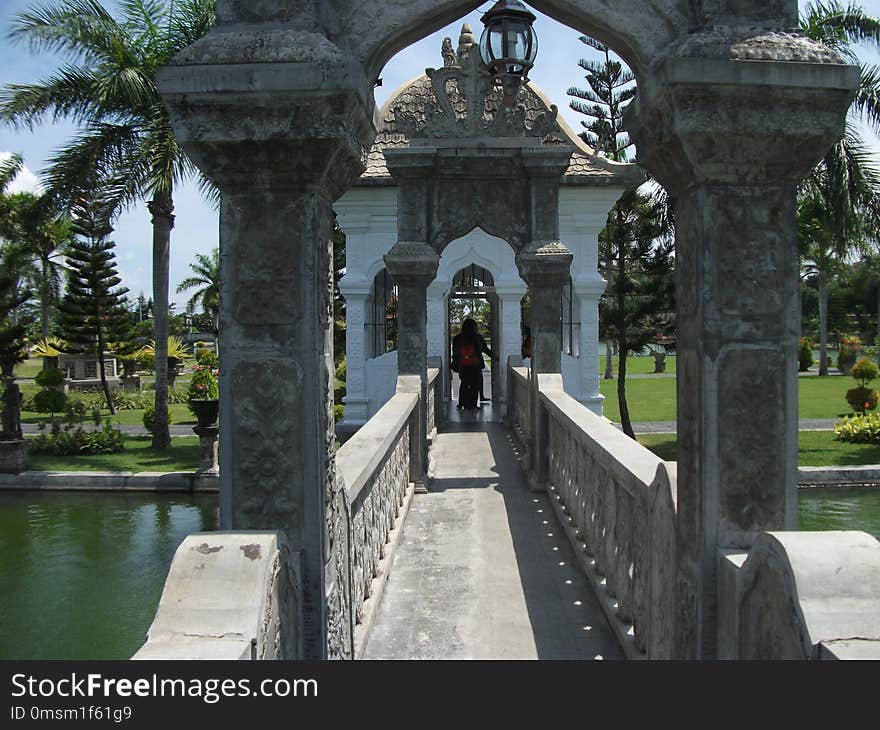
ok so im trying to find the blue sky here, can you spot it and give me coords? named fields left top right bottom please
left=1, top=0, right=880, bottom=309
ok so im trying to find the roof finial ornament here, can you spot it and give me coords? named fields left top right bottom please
left=442, top=37, right=457, bottom=67
left=458, top=23, right=475, bottom=60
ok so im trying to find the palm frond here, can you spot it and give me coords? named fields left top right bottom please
left=8, top=0, right=126, bottom=66
left=0, top=153, right=24, bottom=193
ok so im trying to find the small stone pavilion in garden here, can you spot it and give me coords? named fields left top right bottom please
left=133, top=0, right=880, bottom=661
left=336, top=26, right=640, bottom=434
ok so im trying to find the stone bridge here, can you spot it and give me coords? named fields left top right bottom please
left=136, top=362, right=880, bottom=660
left=133, top=0, right=880, bottom=660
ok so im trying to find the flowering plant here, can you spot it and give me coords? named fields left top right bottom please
left=187, top=362, right=219, bottom=411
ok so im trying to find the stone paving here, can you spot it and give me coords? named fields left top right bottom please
left=363, top=407, right=622, bottom=660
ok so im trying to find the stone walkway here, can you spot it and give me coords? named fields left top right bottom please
left=363, top=410, right=621, bottom=660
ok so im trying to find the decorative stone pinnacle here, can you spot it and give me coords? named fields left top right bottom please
left=458, top=23, right=475, bottom=59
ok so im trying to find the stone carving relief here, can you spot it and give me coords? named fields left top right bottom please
left=396, top=39, right=560, bottom=141
left=718, top=348, right=786, bottom=540
left=232, top=361, right=302, bottom=529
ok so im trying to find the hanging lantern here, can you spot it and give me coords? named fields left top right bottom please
left=479, top=0, right=538, bottom=105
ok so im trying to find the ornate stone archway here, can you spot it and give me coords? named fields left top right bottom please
left=157, top=0, right=859, bottom=659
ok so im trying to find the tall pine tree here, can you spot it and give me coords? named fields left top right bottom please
left=58, top=200, right=131, bottom=414
left=568, top=37, right=675, bottom=437
left=568, top=37, right=636, bottom=380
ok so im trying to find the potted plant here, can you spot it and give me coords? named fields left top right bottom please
left=187, top=351, right=219, bottom=429
left=30, top=336, right=66, bottom=371
left=135, top=336, right=191, bottom=388
left=837, top=335, right=862, bottom=375
left=845, top=357, right=880, bottom=414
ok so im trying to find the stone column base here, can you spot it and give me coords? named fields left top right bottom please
left=0, top=439, right=27, bottom=474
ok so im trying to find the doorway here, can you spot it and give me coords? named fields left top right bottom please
left=446, top=264, right=499, bottom=419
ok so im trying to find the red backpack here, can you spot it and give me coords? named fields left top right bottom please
left=458, top=342, right=479, bottom=367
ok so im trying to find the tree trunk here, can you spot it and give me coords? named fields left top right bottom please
left=615, top=238, right=635, bottom=439
left=818, top=268, right=828, bottom=376
left=618, top=342, right=635, bottom=439
left=149, top=197, right=174, bottom=449
left=40, top=258, right=50, bottom=340
left=604, top=338, right=614, bottom=379
left=96, top=332, right=115, bottom=416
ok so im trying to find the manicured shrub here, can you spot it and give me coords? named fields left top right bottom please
left=834, top=412, right=880, bottom=444
left=851, top=357, right=879, bottom=386
left=845, top=357, right=880, bottom=413
left=142, top=403, right=171, bottom=434
left=798, top=337, right=813, bottom=372
left=32, top=388, right=66, bottom=414
left=34, top=367, right=64, bottom=388
left=28, top=421, right=124, bottom=455
left=333, top=403, right=344, bottom=423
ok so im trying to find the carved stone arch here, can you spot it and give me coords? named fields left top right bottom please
left=432, top=212, right=524, bottom=257
left=434, top=228, right=512, bottom=288
left=337, top=0, right=688, bottom=82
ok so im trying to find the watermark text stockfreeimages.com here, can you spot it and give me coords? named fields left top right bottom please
left=10, top=672, right=318, bottom=705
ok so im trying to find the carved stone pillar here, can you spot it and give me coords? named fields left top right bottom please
left=627, top=50, right=858, bottom=659
left=517, top=242, right=573, bottom=489
left=385, top=242, right=440, bottom=488
left=156, top=22, right=374, bottom=659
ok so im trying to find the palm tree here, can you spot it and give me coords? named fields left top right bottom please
left=3, top=192, right=73, bottom=339
left=0, top=0, right=217, bottom=449
left=798, top=2, right=880, bottom=374
left=177, top=248, right=219, bottom=335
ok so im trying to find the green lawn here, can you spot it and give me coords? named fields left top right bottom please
left=600, top=373, right=858, bottom=423
left=25, top=435, right=201, bottom=472
left=12, top=358, right=42, bottom=379
left=599, top=354, right=676, bottom=376
left=637, top=430, right=880, bottom=467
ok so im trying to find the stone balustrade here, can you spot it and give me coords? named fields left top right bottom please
left=510, top=364, right=678, bottom=658
left=133, top=532, right=300, bottom=659
left=508, top=363, right=532, bottom=448
left=720, top=530, right=880, bottom=659
left=334, top=382, right=421, bottom=657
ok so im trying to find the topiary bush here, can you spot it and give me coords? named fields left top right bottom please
left=834, top=411, right=880, bottom=444
left=845, top=357, right=880, bottom=414
left=32, top=387, right=66, bottom=414
left=798, top=337, right=813, bottom=372
left=34, top=367, right=64, bottom=388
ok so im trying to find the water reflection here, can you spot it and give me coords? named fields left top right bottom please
left=799, top=487, right=880, bottom=540
left=0, top=487, right=877, bottom=659
left=0, top=492, right=218, bottom=660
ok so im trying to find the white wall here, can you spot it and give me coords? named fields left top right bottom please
left=335, top=182, right=625, bottom=428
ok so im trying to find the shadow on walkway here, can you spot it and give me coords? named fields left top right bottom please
left=363, top=403, right=621, bottom=660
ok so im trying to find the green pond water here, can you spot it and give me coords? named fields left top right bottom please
left=0, top=492, right=218, bottom=660
left=0, top=488, right=878, bottom=659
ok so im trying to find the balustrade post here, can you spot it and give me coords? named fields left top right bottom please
left=517, top=243, right=573, bottom=490
left=385, top=243, right=440, bottom=491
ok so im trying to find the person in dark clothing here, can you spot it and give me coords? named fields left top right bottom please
left=451, top=318, right=495, bottom=410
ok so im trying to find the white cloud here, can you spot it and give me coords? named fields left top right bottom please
left=0, top=151, right=43, bottom=194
